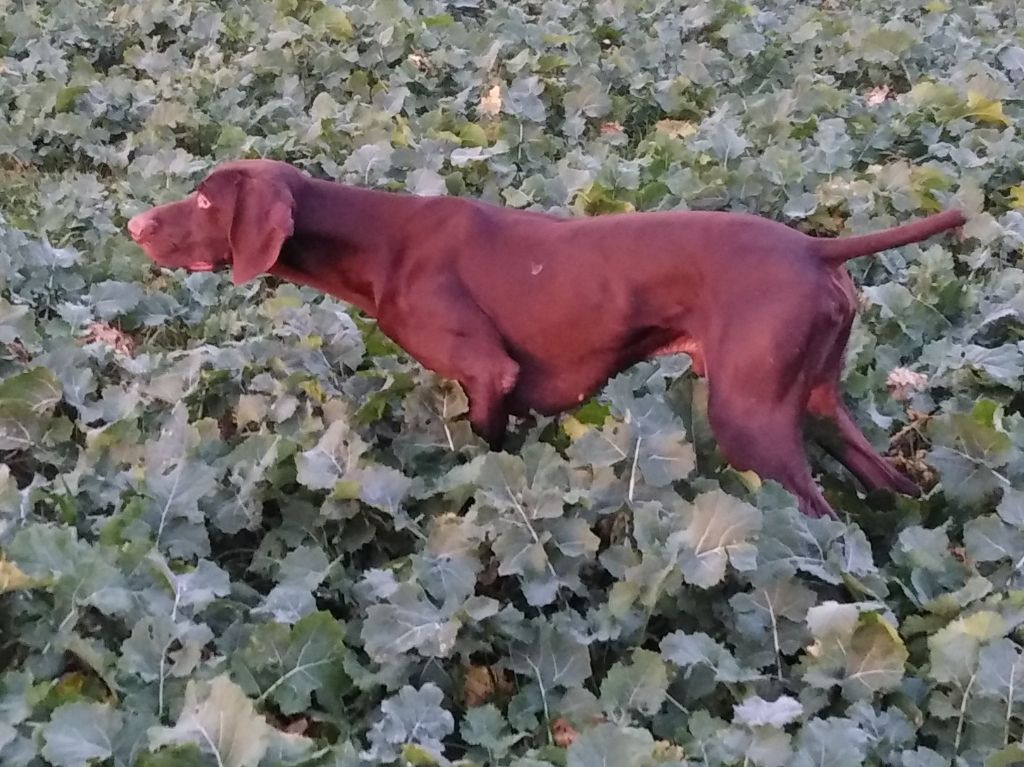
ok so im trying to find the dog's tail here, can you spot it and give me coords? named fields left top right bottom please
left=811, top=209, right=966, bottom=264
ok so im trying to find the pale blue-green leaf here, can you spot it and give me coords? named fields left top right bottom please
left=964, top=515, right=1024, bottom=564
left=733, top=695, right=803, bottom=728
left=792, top=717, right=870, bottom=767
left=362, top=583, right=460, bottom=660
left=231, top=612, right=347, bottom=716
left=41, top=702, right=122, bottom=767
left=364, top=684, right=454, bottom=764
left=566, top=723, right=654, bottom=767
left=461, top=704, right=525, bottom=760
left=599, top=649, right=669, bottom=719
left=508, top=619, right=592, bottom=692
left=278, top=544, right=331, bottom=590
left=254, top=585, right=318, bottom=625
left=675, top=489, right=762, bottom=587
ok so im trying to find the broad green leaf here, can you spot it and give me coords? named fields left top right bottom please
left=87, top=281, right=143, bottom=319
left=135, top=744, right=208, bottom=767
left=563, top=73, right=611, bottom=119
left=0, top=298, right=38, bottom=345
left=675, top=489, right=762, bottom=587
left=929, top=611, right=1008, bottom=686
left=165, top=557, right=231, bottom=612
left=599, top=649, right=669, bottom=719
left=803, top=605, right=908, bottom=700
left=119, top=615, right=213, bottom=682
left=0, top=367, right=61, bottom=412
left=254, top=584, right=317, bottom=625
left=566, top=723, right=655, bottom=767
left=231, top=612, right=348, bottom=715
left=277, top=544, right=330, bottom=590
left=975, top=639, right=1024, bottom=705
left=987, top=744, right=1024, bottom=767
left=660, top=631, right=757, bottom=683
left=41, top=703, right=122, bottom=767
left=508, top=619, right=592, bottom=693
left=359, top=465, right=413, bottom=516
left=364, top=684, right=454, bottom=764
left=0, top=367, right=61, bottom=450
left=756, top=506, right=850, bottom=584
left=362, top=583, right=460, bottom=660
left=461, top=705, right=525, bottom=760
left=965, top=515, right=1024, bottom=565
left=142, top=404, right=217, bottom=558
left=898, top=747, right=947, bottom=767
left=310, top=6, right=354, bottom=40
left=733, top=695, right=803, bottom=728
left=295, top=419, right=368, bottom=491
left=791, top=717, right=870, bottom=767
left=8, top=524, right=130, bottom=616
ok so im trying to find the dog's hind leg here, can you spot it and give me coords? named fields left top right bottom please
left=707, top=381, right=836, bottom=518
left=701, top=295, right=839, bottom=518
left=807, top=384, right=920, bottom=497
left=802, top=271, right=920, bottom=497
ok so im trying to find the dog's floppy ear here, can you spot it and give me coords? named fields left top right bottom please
left=228, top=175, right=294, bottom=285
left=199, top=169, right=295, bottom=285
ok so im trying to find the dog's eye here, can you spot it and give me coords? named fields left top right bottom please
left=197, top=193, right=212, bottom=210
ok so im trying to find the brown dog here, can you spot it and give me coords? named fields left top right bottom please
left=128, top=159, right=965, bottom=517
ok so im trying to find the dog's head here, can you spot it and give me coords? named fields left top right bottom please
left=127, top=159, right=301, bottom=285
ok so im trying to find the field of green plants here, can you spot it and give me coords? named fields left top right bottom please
left=2, top=0, right=1024, bottom=764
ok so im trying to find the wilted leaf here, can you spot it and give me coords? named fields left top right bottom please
left=964, top=91, right=1011, bottom=126
left=148, top=676, right=269, bottom=767
left=803, top=604, right=908, bottom=699
left=675, top=490, right=762, bottom=587
left=929, top=611, right=1007, bottom=686
left=0, top=560, right=32, bottom=592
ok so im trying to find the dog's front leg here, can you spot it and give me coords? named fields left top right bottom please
left=377, top=289, right=520, bottom=450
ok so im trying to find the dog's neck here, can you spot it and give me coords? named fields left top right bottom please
left=269, top=178, right=425, bottom=316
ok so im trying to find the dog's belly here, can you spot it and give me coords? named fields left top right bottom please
left=508, top=358, right=622, bottom=416
left=649, top=333, right=705, bottom=376
left=507, top=331, right=705, bottom=415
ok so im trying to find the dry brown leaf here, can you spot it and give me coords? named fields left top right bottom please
left=886, top=367, right=928, bottom=401
left=654, top=119, right=697, bottom=139
left=83, top=322, right=135, bottom=356
left=480, top=85, right=502, bottom=117
left=5, top=339, right=30, bottom=363
left=654, top=741, right=686, bottom=761
left=866, top=85, right=892, bottom=106
left=551, top=718, right=579, bottom=748
left=462, top=664, right=514, bottom=707
left=0, top=559, right=32, bottom=592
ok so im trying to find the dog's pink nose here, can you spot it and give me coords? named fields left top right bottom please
left=127, top=214, right=158, bottom=243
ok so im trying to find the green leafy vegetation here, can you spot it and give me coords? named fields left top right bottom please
left=2, top=0, right=1024, bottom=764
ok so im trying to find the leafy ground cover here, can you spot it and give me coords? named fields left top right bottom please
left=2, top=0, right=1024, bottom=764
